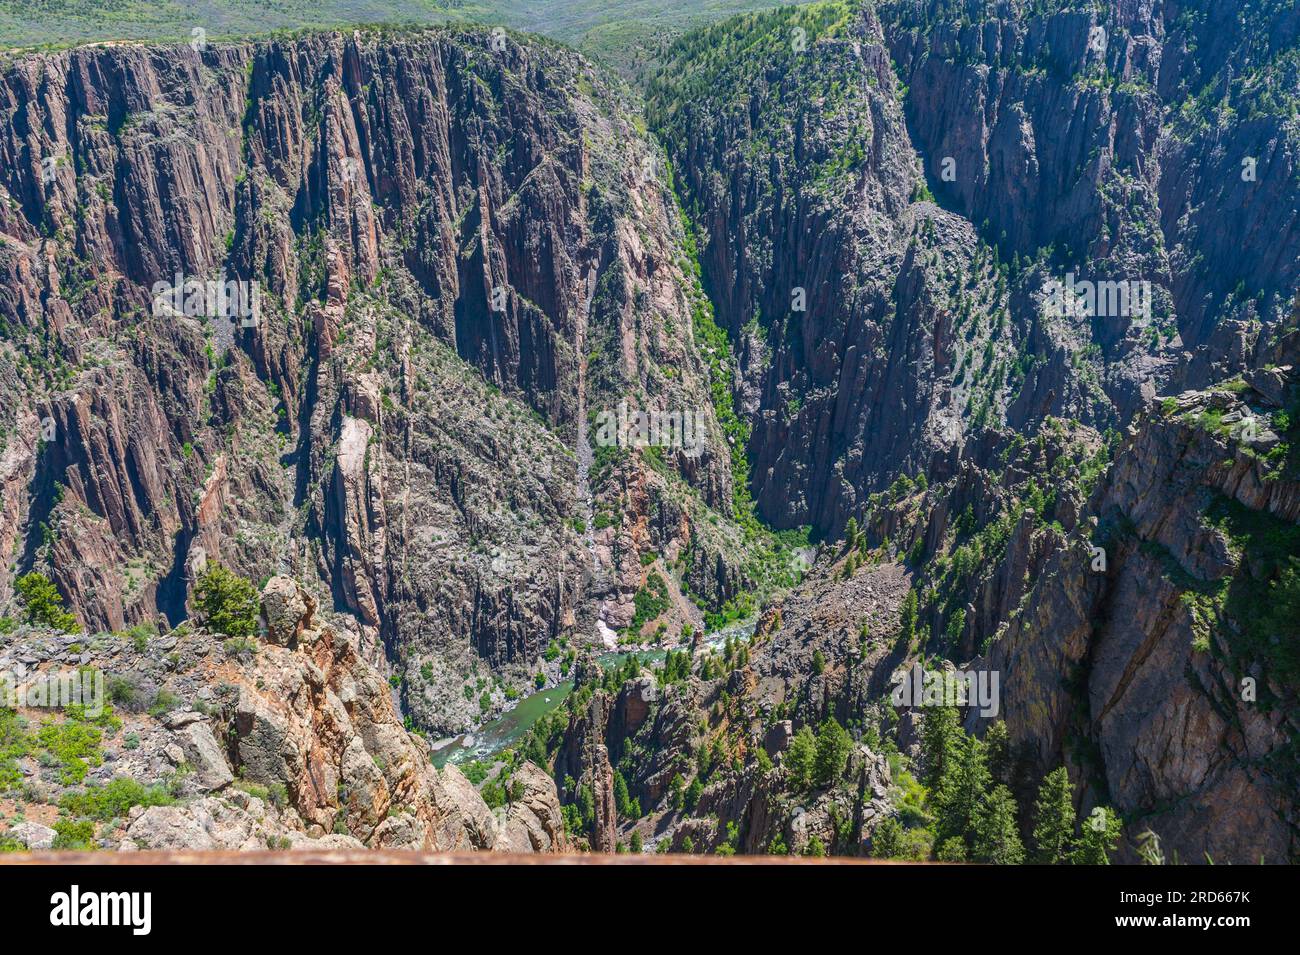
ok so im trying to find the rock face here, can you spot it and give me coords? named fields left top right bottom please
left=554, top=661, right=619, bottom=852
left=0, top=577, right=566, bottom=855
left=0, top=26, right=740, bottom=736
left=650, top=2, right=1300, bottom=539
left=652, top=7, right=1017, bottom=535
left=882, top=0, right=1300, bottom=375
left=981, top=367, right=1300, bottom=864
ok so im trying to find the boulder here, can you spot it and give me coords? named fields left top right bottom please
left=261, top=576, right=315, bottom=646
left=8, top=821, right=56, bottom=850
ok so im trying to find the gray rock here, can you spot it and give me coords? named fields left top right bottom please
left=8, top=821, right=56, bottom=850
left=176, top=722, right=234, bottom=791
left=261, top=576, right=314, bottom=646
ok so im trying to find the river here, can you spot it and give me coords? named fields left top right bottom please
left=429, top=620, right=754, bottom=768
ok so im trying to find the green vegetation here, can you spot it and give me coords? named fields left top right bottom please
left=60, top=777, right=174, bottom=819
left=14, top=572, right=78, bottom=632
left=51, top=818, right=96, bottom=850
left=626, top=572, right=671, bottom=637
left=872, top=712, right=1120, bottom=864
left=194, top=564, right=260, bottom=639
left=1, top=703, right=120, bottom=792
left=1202, top=494, right=1300, bottom=687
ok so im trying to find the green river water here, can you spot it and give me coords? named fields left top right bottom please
left=430, top=623, right=752, bottom=768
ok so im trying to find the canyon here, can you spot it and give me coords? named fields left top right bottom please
left=0, top=0, right=1297, bottom=862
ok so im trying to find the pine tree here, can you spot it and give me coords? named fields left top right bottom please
left=938, top=732, right=991, bottom=844
left=985, top=720, right=1011, bottom=786
left=613, top=769, right=631, bottom=819
left=919, top=705, right=962, bottom=791
left=193, top=564, right=259, bottom=638
left=897, top=588, right=919, bottom=651
left=813, top=717, right=852, bottom=787
left=844, top=516, right=859, bottom=549
left=972, top=785, right=1024, bottom=864
left=1031, top=767, right=1076, bottom=864
left=784, top=725, right=817, bottom=790
left=14, top=572, right=78, bottom=633
left=1071, top=806, right=1121, bottom=865
left=936, top=836, right=967, bottom=862
left=870, top=817, right=904, bottom=858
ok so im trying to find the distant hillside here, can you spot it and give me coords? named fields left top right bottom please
left=0, top=0, right=790, bottom=78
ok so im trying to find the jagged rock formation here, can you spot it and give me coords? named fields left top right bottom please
left=651, top=5, right=1021, bottom=535
left=0, top=26, right=762, bottom=736
left=882, top=0, right=1300, bottom=390
left=977, top=357, right=1300, bottom=863
left=543, top=560, right=906, bottom=854
left=0, top=575, right=566, bottom=853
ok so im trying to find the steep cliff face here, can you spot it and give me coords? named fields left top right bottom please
left=651, top=4, right=1023, bottom=535
left=882, top=0, right=1300, bottom=404
left=980, top=356, right=1300, bottom=863
left=0, top=27, right=758, bottom=735
left=649, top=0, right=1300, bottom=540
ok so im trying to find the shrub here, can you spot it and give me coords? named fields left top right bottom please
left=14, top=572, right=78, bottom=632
left=193, top=564, right=259, bottom=638
left=223, top=637, right=259, bottom=661
left=51, top=818, right=96, bottom=850
left=60, top=778, right=173, bottom=820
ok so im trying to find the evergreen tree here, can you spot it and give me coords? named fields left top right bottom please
left=871, top=817, right=904, bottom=858
left=684, top=777, right=703, bottom=812
left=669, top=773, right=686, bottom=811
left=629, top=830, right=643, bottom=853
left=919, top=705, right=962, bottom=791
left=813, top=717, right=852, bottom=787
left=784, top=725, right=817, bottom=790
left=897, top=588, right=919, bottom=651
left=193, top=564, right=259, bottom=638
left=14, top=572, right=78, bottom=632
left=936, top=837, right=967, bottom=862
left=971, top=785, right=1024, bottom=864
left=613, top=769, right=631, bottom=819
left=985, top=720, right=1011, bottom=786
left=844, top=517, right=859, bottom=549
left=938, top=732, right=990, bottom=844
left=1031, top=767, right=1076, bottom=864
left=1071, top=806, right=1121, bottom=865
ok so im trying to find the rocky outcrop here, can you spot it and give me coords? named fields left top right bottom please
left=978, top=372, right=1300, bottom=863
left=494, top=761, right=568, bottom=854
left=554, top=658, right=618, bottom=852
left=0, top=576, right=565, bottom=855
